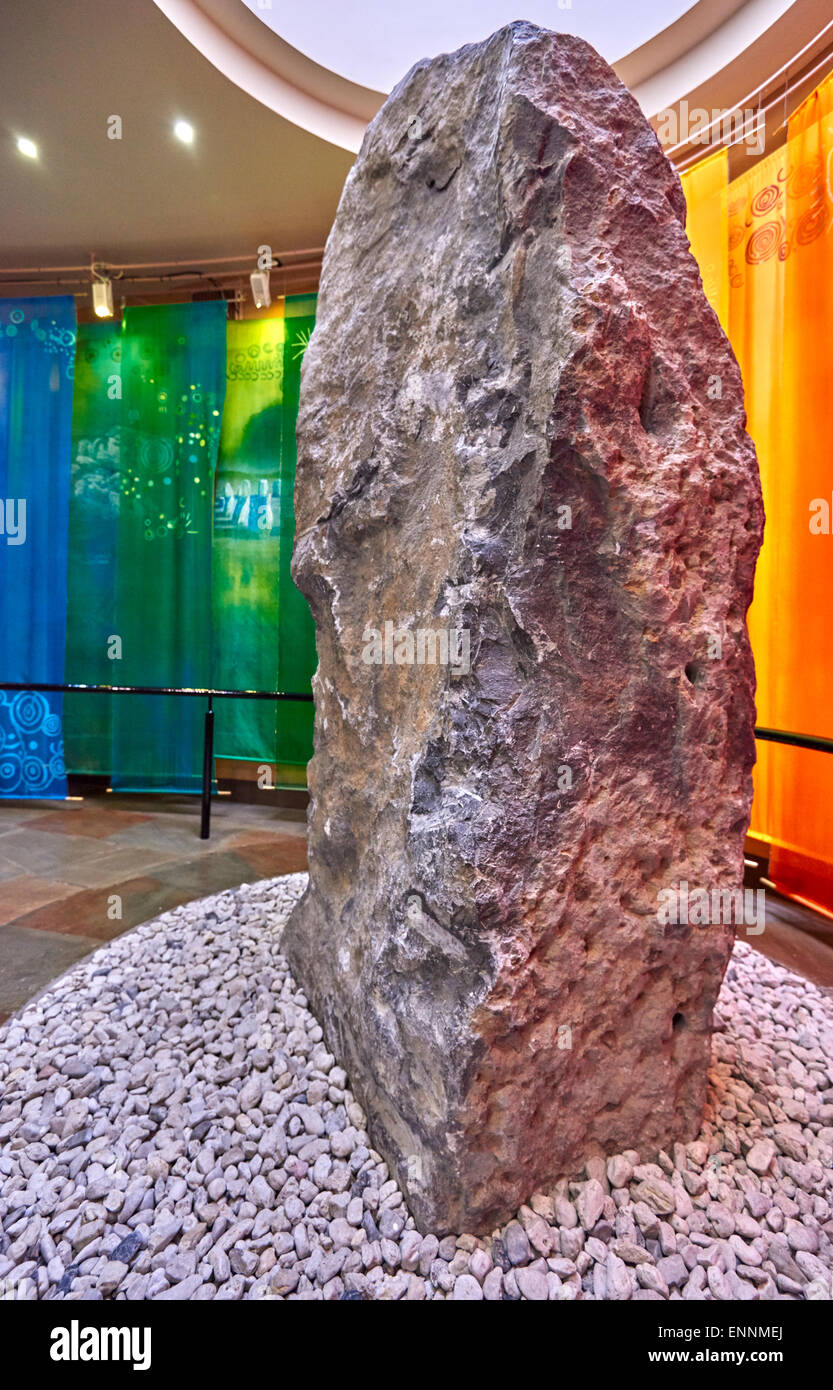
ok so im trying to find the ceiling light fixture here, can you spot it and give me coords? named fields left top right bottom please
left=174, top=119, right=195, bottom=144
left=250, top=268, right=271, bottom=309
left=16, top=136, right=38, bottom=159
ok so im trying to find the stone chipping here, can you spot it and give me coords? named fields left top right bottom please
left=0, top=873, right=831, bottom=1302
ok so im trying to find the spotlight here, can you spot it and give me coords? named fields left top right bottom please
left=17, top=136, right=38, bottom=159
left=174, top=120, right=195, bottom=144
left=91, top=273, right=114, bottom=319
left=250, top=269, right=271, bottom=309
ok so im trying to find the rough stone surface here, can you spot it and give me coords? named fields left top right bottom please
left=0, top=878, right=831, bottom=1303
left=283, top=21, right=764, bottom=1231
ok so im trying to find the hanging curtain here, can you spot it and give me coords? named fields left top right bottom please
left=1, top=294, right=312, bottom=798
left=214, top=297, right=317, bottom=779
left=679, top=147, right=730, bottom=334
left=276, top=293, right=317, bottom=771
left=213, top=313, right=285, bottom=763
left=111, top=301, right=226, bottom=791
left=749, top=78, right=833, bottom=913
left=682, top=74, right=833, bottom=914
left=63, top=321, right=122, bottom=774
left=0, top=296, right=75, bottom=799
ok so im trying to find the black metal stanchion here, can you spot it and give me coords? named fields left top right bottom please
left=200, top=694, right=214, bottom=840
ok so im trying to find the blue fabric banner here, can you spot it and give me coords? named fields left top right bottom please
left=0, top=296, right=76, bottom=798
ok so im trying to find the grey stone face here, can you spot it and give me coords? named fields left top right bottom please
left=282, top=22, right=764, bottom=1233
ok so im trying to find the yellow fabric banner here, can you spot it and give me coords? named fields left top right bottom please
left=680, top=147, right=730, bottom=334
left=682, top=75, right=833, bottom=913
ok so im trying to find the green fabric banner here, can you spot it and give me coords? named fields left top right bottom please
left=63, top=322, right=122, bottom=774
left=212, top=298, right=317, bottom=776
left=276, top=294, right=317, bottom=768
left=213, top=316, right=285, bottom=762
left=61, top=299, right=314, bottom=789
left=112, top=301, right=226, bottom=791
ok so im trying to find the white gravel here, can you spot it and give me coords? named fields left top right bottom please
left=1, top=872, right=831, bottom=1301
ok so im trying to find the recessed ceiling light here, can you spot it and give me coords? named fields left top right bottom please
left=17, top=136, right=38, bottom=159
left=174, top=120, right=195, bottom=144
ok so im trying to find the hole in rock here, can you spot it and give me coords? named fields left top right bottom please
left=638, top=357, right=678, bottom=437
left=684, top=662, right=702, bottom=686
left=672, top=1011, right=687, bottom=1032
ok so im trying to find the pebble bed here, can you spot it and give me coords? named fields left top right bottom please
left=1, top=873, right=832, bottom=1302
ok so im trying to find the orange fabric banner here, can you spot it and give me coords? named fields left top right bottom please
left=682, top=75, right=833, bottom=914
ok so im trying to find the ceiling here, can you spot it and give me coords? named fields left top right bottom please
left=0, top=0, right=354, bottom=272
left=0, top=0, right=830, bottom=291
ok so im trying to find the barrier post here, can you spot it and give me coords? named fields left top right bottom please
left=200, top=694, right=214, bottom=840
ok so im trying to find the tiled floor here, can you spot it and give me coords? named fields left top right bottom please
left=1, top=795, right=831, bottom=1029
left=757, top=892, right=833, bottom=991
left=0, top=795, right=307, bottom=1023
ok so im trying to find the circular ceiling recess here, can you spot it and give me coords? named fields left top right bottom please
left=155, top=1, right=819, bottom=154
left=241, top=0, right=697, bottom=92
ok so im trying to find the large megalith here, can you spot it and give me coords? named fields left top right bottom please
left=282, top=22, right=764, bottom=1233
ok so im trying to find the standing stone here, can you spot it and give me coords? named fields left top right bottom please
left=283, top=22, right=763, bottom=1233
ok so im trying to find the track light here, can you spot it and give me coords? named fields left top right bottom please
left=16, top=136, right=38, bottom=159
left=250, top=269, right=271, bottom=309
left=92, top=280, right=114, bottom=318
left=91, top=264, right=114, bottom=318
